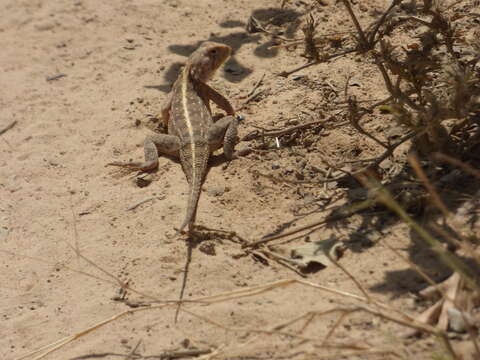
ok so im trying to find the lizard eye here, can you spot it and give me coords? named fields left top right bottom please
left=209, top=49, right=217, bottom=55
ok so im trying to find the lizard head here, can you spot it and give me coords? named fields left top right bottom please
left=188, top=41, right=232, bottom=82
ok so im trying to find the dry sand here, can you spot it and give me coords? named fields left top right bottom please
left=2, top=1, right=479, bottom=359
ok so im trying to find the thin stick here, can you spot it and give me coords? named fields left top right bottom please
left=328, top=252, right=372, bottom=304
left=433, top=152, right=480, bottom=178
left=358, top=176, right=480, bottom=293
left=367, top=0, right=402, bottom=44
left=271, top=31, right=357, bottom=48
left=304, top=349, right=401, bottom=359
left=244, top=198, right=375, bottom=249
left=0, top=120, right=17, bottom=135
left=258, top=248, right=307, bottom=278
left=126, top=196, right=155, bottom=211
left=46, top=73, right=67, bottom=81
left=341, top=129, right=420, bottom=168
left=250, top=169, right=345, bottom=185
left=18, top=279, right=368, bottom=360
left=69, top=195, right=81, bottom=261
left=242, top=119, right=327, bottom=141
left=347, top=96, right=389, bottom=149
left=279, top=49, right=356, bottom=77
left=370, top=131, right=418, bottom=167
left=340, top=0, right=368, bottom=49
left=322, top=311, right=351, bottom=345
left=181, top=308, right=381, bottom=352
left=273, top=311, right=316, bottom=331
left=125, top=340, right=142, bottom=360
left=246, top=72, right=266, bottom=97
left=237, top=89, right=266, bottom=111
left=159, top=348, right=212, bottom=358
left=1, top=249, right=174, bottom=306
left=20, top=273, right=449, bottom=360
left=381, top=237, right=449, bottom=299
left=408, top=152, right=450, bottom=217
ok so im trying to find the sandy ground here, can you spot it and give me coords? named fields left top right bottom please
left=2, top=1, right=479, bottom=359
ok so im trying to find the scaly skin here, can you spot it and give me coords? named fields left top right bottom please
left=109, top=42, right=238, bottom=234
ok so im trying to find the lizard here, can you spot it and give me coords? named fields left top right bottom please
left=109, top=41, right=239, bottom=234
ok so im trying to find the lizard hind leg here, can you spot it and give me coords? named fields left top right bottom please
left=108, top=133, right=181, bottom=171
left=207, top=115, right=239, bottom=160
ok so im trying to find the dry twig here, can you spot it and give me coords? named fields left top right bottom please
left=0, top=120, right=17, bottom=135
left=126, top=196, right=155, bottom=211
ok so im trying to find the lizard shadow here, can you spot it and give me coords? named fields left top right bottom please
left=144, top=6, right=303, bottom=93
left=144, top=34, right=258, bottom=93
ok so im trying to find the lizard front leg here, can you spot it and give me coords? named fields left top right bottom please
left=160, top=92, right=173, bottom=127
left=108, top=133, right=181, bottom=171
left=196, top=82, right=235, bottom=115
left=207, top=115, right=238, bottom=160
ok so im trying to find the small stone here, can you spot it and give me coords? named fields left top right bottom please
left=207, top=185, right=226, bottom=197
left=136, top=173, right=153, bottom=188
left=235, top=143, right=251, bottom=156
left=448, top=308, right=473, bottom=333
left=35, top=22, right=56, bottom=31
left=379, top=159, right=393, bottom=170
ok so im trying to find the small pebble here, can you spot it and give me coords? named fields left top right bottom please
left=206, top=185, right=226, bottom=197
left=448, top=308, right=473, bottom=333
left=136, top=173, right=153, bottom=188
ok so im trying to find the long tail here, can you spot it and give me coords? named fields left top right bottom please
left=177, top=175, right=203, bottom=233
left=177, top=145, right=209, bottom=234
